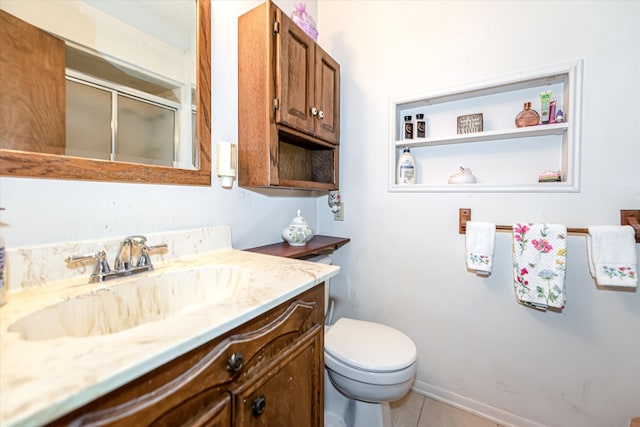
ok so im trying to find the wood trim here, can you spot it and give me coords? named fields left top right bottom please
left=0, top=0, right=212, bottom=186
left=237, top=0, right=273, bottom=188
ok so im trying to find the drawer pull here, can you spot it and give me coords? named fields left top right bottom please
left=227, top=352, right=244, bottom=373
left=252, top=395, right=266, bottom=416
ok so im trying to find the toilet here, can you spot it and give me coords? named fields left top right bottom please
left=310, top=256, right=417, bottom=427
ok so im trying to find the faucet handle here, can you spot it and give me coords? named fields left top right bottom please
left=65, top=250, right=107, bottom=266
left=65, top=250, right=111, bottom=282
left=136, top=242, right=168, bottom=267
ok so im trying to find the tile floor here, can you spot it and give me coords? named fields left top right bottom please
left=390, top=391, right=504, bottom=427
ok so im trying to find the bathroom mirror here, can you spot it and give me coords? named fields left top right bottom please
left=0, top=0, right=211, bottom=185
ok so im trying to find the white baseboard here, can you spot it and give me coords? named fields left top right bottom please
left=412, top=380, right=549, bottom=427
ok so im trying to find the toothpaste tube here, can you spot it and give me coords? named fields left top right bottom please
left=540, top=91, right=552, bottom=124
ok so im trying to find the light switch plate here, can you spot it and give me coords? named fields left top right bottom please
left=334, top=203, right=344, bottom=221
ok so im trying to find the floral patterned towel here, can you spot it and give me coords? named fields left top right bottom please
left=587, top=226, right=637, bottom=288
left=465, top=221, right=495, bottom=275
left=513, top=223, right=567, bottom=310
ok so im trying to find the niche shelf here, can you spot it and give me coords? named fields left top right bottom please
left=388, top=60, right=583, bottom=193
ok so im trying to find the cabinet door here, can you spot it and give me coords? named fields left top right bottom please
left=233, top=327, right=323, bottom=427
left=0, top=10, right=66, bottom=154
left=313, top=45, right=340, bottom=144
left=276, top=8, right=315, bottom=136
left=184, top=394, right=231, bottom=427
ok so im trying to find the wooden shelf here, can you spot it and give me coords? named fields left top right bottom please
left=244, top=235, right=350, bottom=260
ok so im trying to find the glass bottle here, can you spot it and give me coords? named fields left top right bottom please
left=515, top=102, right=540, bottom=127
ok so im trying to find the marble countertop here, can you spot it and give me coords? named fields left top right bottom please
left=0, top=249, right=339, bottom=426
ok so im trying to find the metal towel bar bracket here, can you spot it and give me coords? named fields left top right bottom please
left=459, top=208, right=640, bottom=243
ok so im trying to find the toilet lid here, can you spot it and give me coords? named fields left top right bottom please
left=325, top=318, right=417, bottom=372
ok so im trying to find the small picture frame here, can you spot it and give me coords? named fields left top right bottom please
left=457, top=113, right=483, bottom=134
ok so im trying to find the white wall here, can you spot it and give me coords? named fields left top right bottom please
left=0, top=0, right=320, bottom=260
left=317, top=1, right=640, bottom=426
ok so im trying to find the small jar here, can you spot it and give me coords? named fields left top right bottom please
left=403, top=115, right=414, bottom=139
left=416, top=114, right=427, bottom=138
left=515, top=102, right=540, bottom=127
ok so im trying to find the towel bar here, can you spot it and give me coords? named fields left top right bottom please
left=459, top=208, right=640, bottom=243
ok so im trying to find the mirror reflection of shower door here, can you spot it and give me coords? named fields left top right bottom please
left=116, top=95, right=176, bottom=167
left=66, top=79, right=112, bottom=160
left=66, top=78, right=177, bottom=167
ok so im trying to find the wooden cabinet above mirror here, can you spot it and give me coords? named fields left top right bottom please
left=0, top=0, right=211, bottom=186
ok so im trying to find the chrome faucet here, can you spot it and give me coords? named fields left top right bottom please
left=113, top=237, right=133, bottom=271
left=66, top=235, right=168, bottom=283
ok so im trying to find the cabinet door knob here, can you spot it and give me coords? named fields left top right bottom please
left=310, top=107, right=318, bottom=116
left=252, top=395, right=266, bottom=416
left=227, top=352, right=244, bottom=373
left=318, top=110, right=324, bottom=119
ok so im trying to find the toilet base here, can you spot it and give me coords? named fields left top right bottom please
left=324, top=369, right=393, bottom=427
left=325, top=411, right=347, bottom=427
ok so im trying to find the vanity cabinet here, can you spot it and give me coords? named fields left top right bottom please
left=47, top=285, right=325, bottom=427
left=238, top=0, right=340, bottom=190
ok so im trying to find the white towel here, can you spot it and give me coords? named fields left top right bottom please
left=465, top=221, right=495, bottom=275
left=512, top=223, right=567, bottom=310
left=587, top=226, right=637, bottom=288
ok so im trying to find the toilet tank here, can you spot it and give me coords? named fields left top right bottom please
left=308, top=255, right=332, bottom=317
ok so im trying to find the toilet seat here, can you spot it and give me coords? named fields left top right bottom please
left=325, top=318, right=417, bottom=375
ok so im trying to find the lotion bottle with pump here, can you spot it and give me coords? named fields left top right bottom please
left=397, top=147, right=416, bottom=184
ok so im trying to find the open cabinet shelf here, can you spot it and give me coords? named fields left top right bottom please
left=389, top=60, right=583, bottom=193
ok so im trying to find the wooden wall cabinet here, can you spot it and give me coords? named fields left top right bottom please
left=47, top=285, right=325, bottom=427
left=238, top=0, right=340, bottom=190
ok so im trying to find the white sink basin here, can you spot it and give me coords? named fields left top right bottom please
left=9, top=265, right=254, bottom=341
